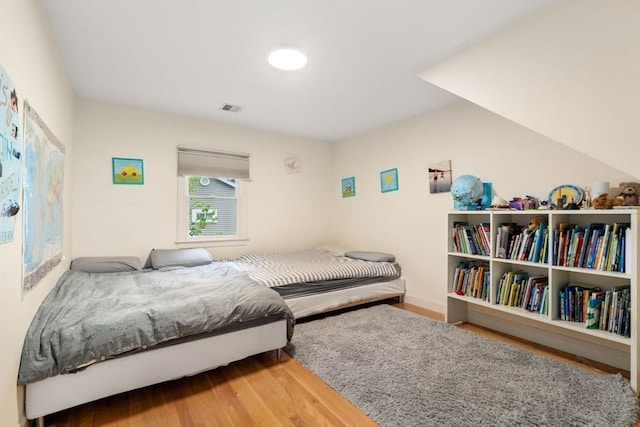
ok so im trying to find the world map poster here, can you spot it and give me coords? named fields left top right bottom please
left=22, top=101, right=65, bottom=294
left=0, top=64, right=22, bottom=244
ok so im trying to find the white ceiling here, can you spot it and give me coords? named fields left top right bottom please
left=41, top=0, right=553, bottom=142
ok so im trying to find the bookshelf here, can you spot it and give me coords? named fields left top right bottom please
left=447, top=209, right=639, bottom=393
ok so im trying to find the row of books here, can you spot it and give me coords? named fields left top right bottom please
left=495, top=222, right=548, bottom=263
left=452, top=261, right=489, bottom=301
left=552, top=222, right=629, bottom=272
left=495, top=271, right=548, bottom=315
left=560, top=284, right=630, bottom=337
left=451, top=222, right=491, bottom=256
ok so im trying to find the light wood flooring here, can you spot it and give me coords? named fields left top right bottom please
left=44, top=302, right=634, bottom=427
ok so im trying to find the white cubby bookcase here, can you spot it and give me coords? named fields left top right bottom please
left=447, top=209, right=639, bottom=393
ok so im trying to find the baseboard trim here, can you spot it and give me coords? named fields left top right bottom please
left=403, top=295, right=444, bottom=314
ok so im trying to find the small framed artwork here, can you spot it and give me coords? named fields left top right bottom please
left=112, top=157, right=144, bottom=185
left=380, top=168, right=398, bottom=193
left=342, top=177, right=356, bottom=197
left=284, top=157, right=301, bottom=174
left=428, top=160, right=452, bottom=193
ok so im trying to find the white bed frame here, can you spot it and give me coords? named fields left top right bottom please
left=285, top=277, right=405, bottom=318
left=26, top=319, right=287, bottom=426
left=26, top=277, right=405, bottom=425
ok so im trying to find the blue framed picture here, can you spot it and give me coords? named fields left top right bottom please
left=342, top=177, right=356, bottom=197
left=112, top=157, right=144, bottom=185
left=380, top=168, right=398, bottom=193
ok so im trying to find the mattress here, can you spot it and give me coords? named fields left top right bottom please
left=225, top=249, right=404, bottom=319
left=18, top=263, right=294, bottom=386
left=225, top=250, right=400, bottom=288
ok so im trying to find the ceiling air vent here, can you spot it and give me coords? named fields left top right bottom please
left=219, top=103, right=243, bottom=113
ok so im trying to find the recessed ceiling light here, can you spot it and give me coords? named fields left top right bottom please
left=268, top=46, right=307, bottom=71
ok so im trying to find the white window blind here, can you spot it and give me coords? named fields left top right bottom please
left=177, top=146, right=250, bottom=179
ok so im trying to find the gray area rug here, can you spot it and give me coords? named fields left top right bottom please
left=286, top=304, right=638, bottom=426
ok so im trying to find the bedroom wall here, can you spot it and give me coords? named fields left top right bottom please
left=72, top=99, right=333, bottom=262
left=331, top=100, right=635, bottom=313
left=0, top=1, right=75, bottom=427
left=418, top=0, right=640, bottom=179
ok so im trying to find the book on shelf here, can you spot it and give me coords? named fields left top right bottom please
left=600, top=223, right=618, bottom=271
left=531, top=222, right=547, bottom=263
left=452, top=260, right=490, bottom=301
left=496, top=223, right=516, bottom=259
left=539, top=229, right=549, bottom=263
left=613, top=223, right=630, bottom=272
left=595, top=286, right=631, bottom=336
left=476, top=222, right=491, bottom=256
left=566, top=225, right=583, bottom=267
left=520, top=275, right=547, bottom=312
left=552, top=228, right=559, bottom=266
left=556, top=223, right=573, bottom=267
left=452, top=222, right=493, bottom=256
left=619, top=229, right=627, bottom=272
left=585, top=224, right=606, bottom=269
left=462, top=225, right=479, bottom=255
left=577, top=223, right=593, bottom=268
left=559, top=283, right=604, bottom=323
left=508, top=233, right=520, bottom=260
left=497, top=270, right=529, bottom=307
left=586, top=291, right=606, bottom=329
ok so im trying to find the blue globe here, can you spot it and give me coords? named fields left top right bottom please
left=451, top=175, right=483, bottom=210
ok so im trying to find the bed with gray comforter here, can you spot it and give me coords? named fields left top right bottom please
left=18, top=263, right=294, bottom=386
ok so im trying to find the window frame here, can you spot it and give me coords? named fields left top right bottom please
left=176, top=147, right=250, bottom=247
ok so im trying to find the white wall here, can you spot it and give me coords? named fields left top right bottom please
left=419, top=0, right=640, bottom=179
left=72, top=99, right=334, bottom=262
left=0, top=1, right=75, bottom=426
left=331, top=100, right=635, bottom=312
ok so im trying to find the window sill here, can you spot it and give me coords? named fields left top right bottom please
left=175, top=237, right=249, bottom=248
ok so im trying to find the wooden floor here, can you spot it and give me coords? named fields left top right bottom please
left=45, top=302, right=634, bottom=427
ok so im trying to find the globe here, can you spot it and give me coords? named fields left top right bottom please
left=451, top=175, right=483, bottom=210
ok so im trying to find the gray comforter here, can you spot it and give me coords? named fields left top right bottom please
left=18, top=263, right=294, bottom=385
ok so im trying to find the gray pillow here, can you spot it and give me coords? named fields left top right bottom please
left=150, top=248, right=212, bottom=269
left=70, top=256, right=142, bottom=273
left=345, top=251, right=395, bottom=263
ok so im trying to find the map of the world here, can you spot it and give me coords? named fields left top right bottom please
left=22, top=102, right=65, bottom=294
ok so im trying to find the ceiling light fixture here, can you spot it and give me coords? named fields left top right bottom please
left=268, top=46, right=307, bottom=71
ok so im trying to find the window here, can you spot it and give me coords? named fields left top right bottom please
left=177, top=147, right=249, bottom=243
left=188, top=176, right=237, bottom=237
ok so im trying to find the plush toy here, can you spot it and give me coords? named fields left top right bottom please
left=618, top=182, right=640, bottom=206
left=525, top=216, right=546, bottom=233
left=592, top=193, right=623, bottom=209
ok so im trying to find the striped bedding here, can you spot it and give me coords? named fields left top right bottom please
left=225, top=250, right=400, bottom=288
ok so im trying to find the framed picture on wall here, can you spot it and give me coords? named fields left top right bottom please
left=428, top=160, right=452, bottom=193
left=342, top=177, right=356, bottom=197
left=112, top=157, right=144, bottom=185
left=380, top=168, right=398, bottom=193
left=284, top=157, right=301, bottom=174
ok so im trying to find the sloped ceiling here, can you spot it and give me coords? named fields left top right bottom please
left=418, top=0, right=640, bottom=179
